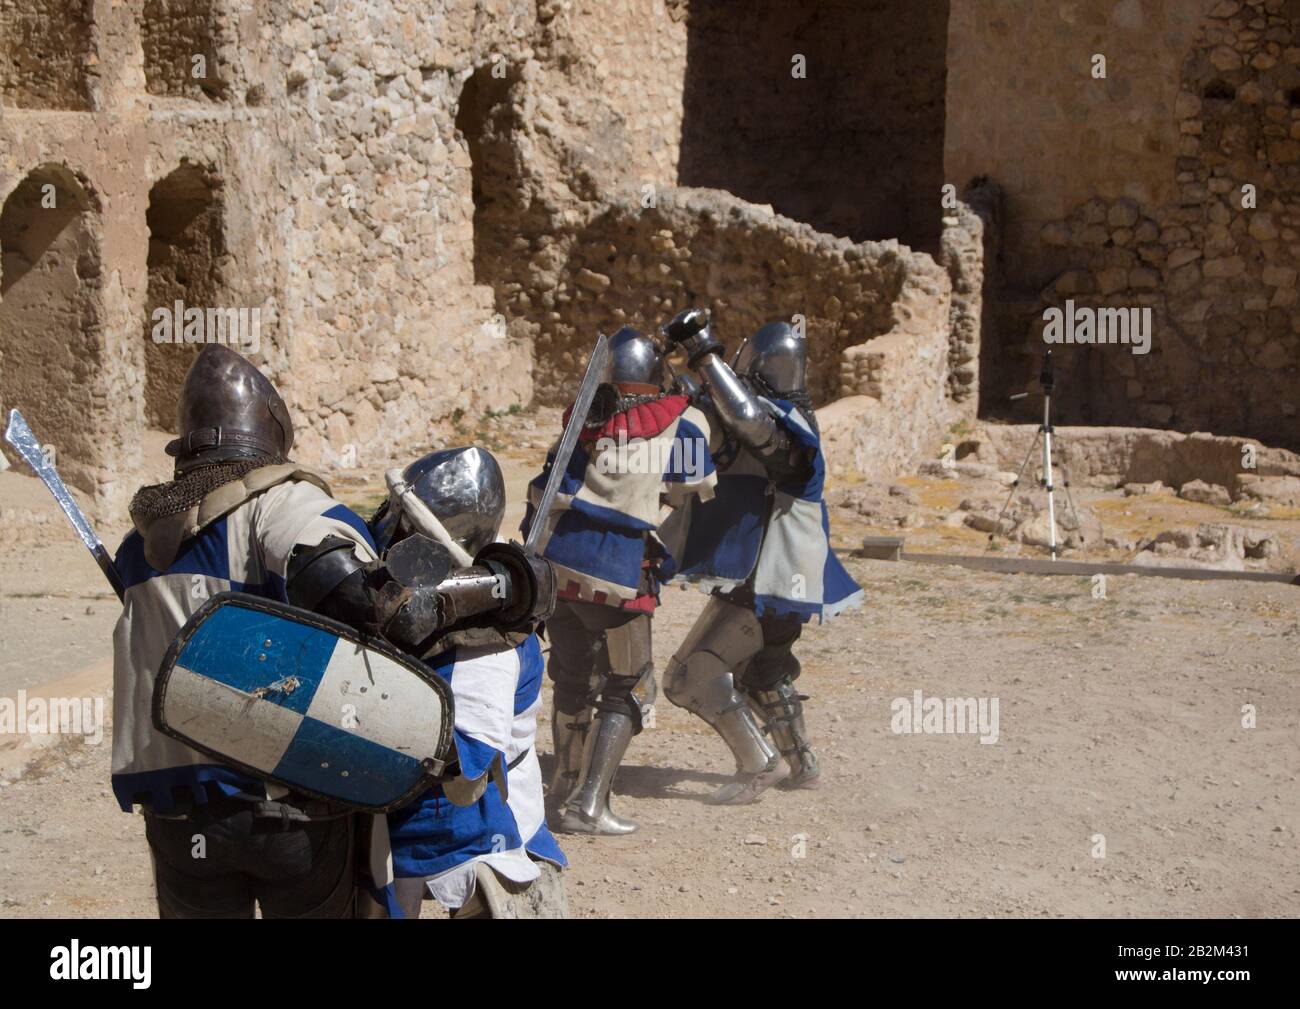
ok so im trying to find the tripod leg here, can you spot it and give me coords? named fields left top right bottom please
left=1042, top=394, right=1057, bottom=560
left=987, top=429, right=1042, bottom=550
left=1056, top=438, right=1084, bottom=533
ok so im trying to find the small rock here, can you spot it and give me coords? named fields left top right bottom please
left=1178, top=480, right=1231, bottom=507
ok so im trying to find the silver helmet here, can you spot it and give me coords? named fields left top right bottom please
left=373, top=446, right=506, bottom=556
left=165, top=344, right=294, bottom=474
left=733, top=321, right=806, bottom=396
left=607, top=326, right=664, bottom=388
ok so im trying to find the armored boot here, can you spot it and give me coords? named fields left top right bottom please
left=704, top=704, right=788, bottom=805
left=547, top=705, right=591, bottom=816
left=556, top=710, right=639, bottom=835
left=663, top=597, right=787, bottom=805
left=749, top=679, right=821, bottom=789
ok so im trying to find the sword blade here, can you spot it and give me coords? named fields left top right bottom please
left=524, top=333, right=611, bottom=554
left=4, top=409, right=125, bottom=600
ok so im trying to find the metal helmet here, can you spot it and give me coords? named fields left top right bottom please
left=373, top=446, right=506, bottom=557
left=607, top=326, right=664, bottom=389
left=165, top=344, right=294, bottom=474
left=733, top=321, right=806, bottom=396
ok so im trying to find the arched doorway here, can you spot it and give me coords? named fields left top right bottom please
left=455, top=61, right=528, bottom=285
left=143, top=163, right=224, bottom=431
left=0, top=166, right=103, bottom=493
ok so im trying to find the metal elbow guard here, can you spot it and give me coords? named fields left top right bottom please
left=285, top=536, right=379, bottom=631
left=286, top=535, right=446, bottom=651
left=698, top=355, right=778, bottom=451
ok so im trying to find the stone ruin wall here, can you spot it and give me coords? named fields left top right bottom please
left=0, top=0, right=973, bottom=520
left=0, top=0, right=550, bottom=515
left=0, top=0, right=98, bottom=111
left=946, top=0, right=1300, bottom=453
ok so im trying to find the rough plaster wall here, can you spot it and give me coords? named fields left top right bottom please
left=0, top=0, right=96, bottom=110
left=1, top=0, right=297, bottom=512
left=678, top=0, right=949, bottom=254
left=940, top=179, right=1002, bottom=411
left=536, top=0, right=689, bottom=196
left=0, top=170, right=104, bottom=493
left=469, top=1, right=938, bottom=409
left=945, top=0, right=1214, bottom=282
left=949, top=0, right=1299, bottom=450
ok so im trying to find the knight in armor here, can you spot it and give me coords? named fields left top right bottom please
left=363, top=447, right=569, bottom=918
left=661, top=309, right=864, bottom=804
left=523, top=326, right=718, bottom=835
left=111, top=345, right=552, bottom=918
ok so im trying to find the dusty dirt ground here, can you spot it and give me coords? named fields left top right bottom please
left=0, top=420, right=1297, bottom=918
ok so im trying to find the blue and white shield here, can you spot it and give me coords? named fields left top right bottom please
left=154, top=592, right=455, bottom=812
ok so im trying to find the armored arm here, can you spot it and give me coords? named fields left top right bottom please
left=435, top=541, right=556, bottom=631
left=662, top=308, right=803, bottom=472
left=696, top=354, right=782, bottom=454
left=286, top=535, right=555, bottom=653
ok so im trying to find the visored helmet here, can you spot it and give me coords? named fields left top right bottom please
left=372, top=446, right=506, bottom=556
left=607, top=325, right=664, bottom=389
left=733, top=321, right=806, bottom=397
left=165, top=344, right=293, bottom=474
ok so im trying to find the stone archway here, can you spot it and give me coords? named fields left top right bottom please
left=0, top=166, right=104, bottom=493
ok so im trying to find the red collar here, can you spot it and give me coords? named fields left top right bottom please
left=564, top=394, right=690, bottom=444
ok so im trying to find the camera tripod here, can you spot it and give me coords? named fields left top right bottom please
left=987, top=350, right=1081, bottom=561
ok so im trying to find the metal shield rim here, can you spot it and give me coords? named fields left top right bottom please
left=152, top=590, right=456, bottom=813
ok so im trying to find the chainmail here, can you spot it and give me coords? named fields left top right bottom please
left=129, top=455, right=286, bottom=522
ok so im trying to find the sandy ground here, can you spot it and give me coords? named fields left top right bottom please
left=0, top=424, right=1297, bottom=918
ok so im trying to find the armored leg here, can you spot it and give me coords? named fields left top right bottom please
left=740, top=612, right=820, bottom=789
left=747, top=679, right=819, bottom=788
left=556, top=609, right=654, bottom=835
left=548, top=704, right=592, bottom=812
left=665, top=597, right=785, bottom=804
left=544, top=600, right=606, bottom=814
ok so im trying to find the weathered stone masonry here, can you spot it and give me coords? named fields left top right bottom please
left=1, top=0, right=970, bottom=517
left=947, top=0, right=1299, bottom=452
